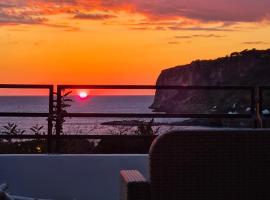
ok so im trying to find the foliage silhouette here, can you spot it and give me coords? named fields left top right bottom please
left=30, top=124, right=45, bottom=135
left=2, top=123, right=25, bottom=135
left=2, top=123, right=25, bottom=143
left=53, top=90, right=73, bottom=135
left=135, top=119, right=160, bottom=136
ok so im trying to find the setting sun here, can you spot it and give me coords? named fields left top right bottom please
left=78, top=91, right=88, bottom=99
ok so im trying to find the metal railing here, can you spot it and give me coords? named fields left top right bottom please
left=0, top=84, right=268, bottom=153
left=57, top=85, right=255, bottom=120
left=0, top=84, right=54, bottom=152
left=259, top=86, right=270, bottom=125
left=56, top=85, right=258, bottom=136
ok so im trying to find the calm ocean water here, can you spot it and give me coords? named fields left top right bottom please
left=0, top=96, right=184, bottom=135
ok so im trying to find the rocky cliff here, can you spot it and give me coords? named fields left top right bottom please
left=151, top=49, right=270, bottom=117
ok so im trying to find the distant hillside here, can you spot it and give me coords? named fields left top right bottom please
left=151, top=49, right=270, bottom=126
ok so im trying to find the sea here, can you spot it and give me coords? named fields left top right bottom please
left=0, top=96, right=186, bottom=135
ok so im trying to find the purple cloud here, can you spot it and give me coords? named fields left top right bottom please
left=1, top=0, right=270, bottom=28
left=73, top=11, right=116, bottom=20
left=0, top=12, right=47, bottom=25
left=120, top=0, right=270, bottom=22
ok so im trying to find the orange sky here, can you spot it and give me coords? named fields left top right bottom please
left=0, top=0, right=270, bottom=95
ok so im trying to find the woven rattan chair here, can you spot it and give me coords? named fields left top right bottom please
left=120, top=130, right=270, bottom=200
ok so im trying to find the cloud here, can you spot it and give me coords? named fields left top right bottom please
left=130, top=27, right=149, bottom=30
left=71, top=0, right=270, bottom=23
left=242, top=41, right=268, bottom=45
left=175, top=34, right=225, bottom=39
left=168, top=26, right=234, bottom=31
left=1, top=0, right=270, bottom=29
left=174, top=35, right=192, bottom=39
left=0, top=1, right=48, bottom=26
left=73, top=11, right=116, bottom=20
left=123, top=18, right=236, bottom=31
left=0, top=3, right=15, bottom=8
left=168, top=41, right=180, bottom=44
left=168, top=34, right=224, bottom=44
left=0, top=12, right=47, bottom=25
left=0, top=1, right=25, bottom=8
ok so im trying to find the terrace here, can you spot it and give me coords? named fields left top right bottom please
left=0, top=84, right=270, bottom=200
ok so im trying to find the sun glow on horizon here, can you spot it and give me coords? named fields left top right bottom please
left=78, top=91, right=89, bottom=99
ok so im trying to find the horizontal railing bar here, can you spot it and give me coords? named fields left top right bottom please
left=1, top=128, right=270, bottom=139
left=64, top=113, right=252, bottom=119
left=0, top=135, right=48, bottom=139
left=0, top=135, right=157, bottom=139
left=0, top=112, right=49, bottom=117
left=0, top=84, right=53, bottom=89
left=59, top=85, right=254, bottom=90
left=151, top=129, right=270, bottom=134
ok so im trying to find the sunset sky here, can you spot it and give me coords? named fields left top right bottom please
left=0, top=0, right=270, bottom=90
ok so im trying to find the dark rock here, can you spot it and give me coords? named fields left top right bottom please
left=150, top=49, right=270, bottom=127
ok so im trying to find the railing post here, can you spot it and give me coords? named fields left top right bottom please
left=54, top=86, right=63, bottom=153
left=47, top=85, right=54, bottom=153
left=259, top=87, right=264, bottom=128
left=0, top=84, right=54, bottom=153
left=56, top=86, right=62, bottom=136
left=253, top=87, right=263, bottom=128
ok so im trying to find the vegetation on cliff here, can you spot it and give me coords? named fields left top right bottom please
left=151, top=49, right=270, bottom=127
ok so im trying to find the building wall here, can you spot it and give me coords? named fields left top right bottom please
left=0, top=154, right=149, bottom=200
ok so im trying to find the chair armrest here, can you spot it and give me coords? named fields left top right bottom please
left=120, top=170, right=150, bottom=200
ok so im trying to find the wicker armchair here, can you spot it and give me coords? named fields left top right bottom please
left=120, top=130, right=270, bottom=200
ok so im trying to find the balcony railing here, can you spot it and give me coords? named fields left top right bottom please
left=0, top=84, right=269, bottom=153
left=0, top=84, right=54, bottom=152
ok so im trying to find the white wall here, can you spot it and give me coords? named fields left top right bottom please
left=0, top=155, right=149, bottom=200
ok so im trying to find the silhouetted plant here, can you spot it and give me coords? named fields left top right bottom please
left=29, top=124, right=45, bottom=153
left=135, top=119, right=160, bottom=136
left=107, top=126, right=134, bottom=136
left=2, top=123, right=25, bottom=142
left=2, top=123, right=25, bottom=135
left=30, top=124, right=45, bottom=135
left=52, top=90, right=73, bottom=135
